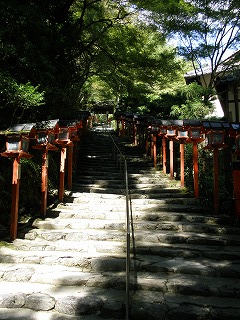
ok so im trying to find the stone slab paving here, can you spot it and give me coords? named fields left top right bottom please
left=0, top=129, right=240, bottom=319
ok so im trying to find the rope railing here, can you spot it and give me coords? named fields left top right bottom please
left=108, top=132, right=131, bottom=320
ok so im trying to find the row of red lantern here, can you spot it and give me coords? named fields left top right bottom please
left=148, top=120, right=240, bottom=217
left=117, top=114, right=240, bottom=151
left=149, top=120, right=240, bottom=154
left=115, top=115, right=240, bottom=218
left=0, top=118, right=89, bottom=241
left=2, top=119, right=83, bottom=157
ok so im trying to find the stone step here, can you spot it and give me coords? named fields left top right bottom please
left=0, top=281, right=125, bottom=319
left=23, top=228, right=126, bottom=242
left=59, top=199, right=208, bottom=214
left=76, top=171, right=172, bottom=179
left=72, top=183, right=182, bottom=194
left=30, top=217, right=240, bottom=236
left=52, top=204, right=223, bottom=223
left=63, top=195, right=200, bottom=207
left=0, top=308, right=97, bottom=320
left=51, top=207, right=230, bottom=225
left=1, top=281, right=240, bottom=319
left=71, top=190, right=193, bottom=200
left=12, top=238, right=240, bottom=260
left=1, top=244, right=240, bottom=279
left=0, top=263, right=240, bottom=299
left=20, top=226, right=240, bottom=247
left=1, top=129, right=239, bottom=320
left=0, top=246, right=126, bottom=270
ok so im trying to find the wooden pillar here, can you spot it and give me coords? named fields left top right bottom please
left=59, top=147, right=66, bottom=202
left=146, top=133, right=149, bottom=155
left=162, top=137, right=167, bottom=174
left=153, top=133, right=157, bottom=168
left=41, top=150, right=48, bottom=216
left=193, top=141, right=199, bottom=198
left=169, top=140, right=174, bottom=179
left=133, top=123, right=137, bottom=145
left=180, top=143, right=185, bottom=188
left=151, top=134, right=154, bottom=159
left=10, top=156, right=21, bottom=241
left=213, top=147, right=219, bottom=214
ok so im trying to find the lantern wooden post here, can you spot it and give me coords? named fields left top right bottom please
left=165, top=121, right=177, bottom=180
left=1, top=124, right=34, bottom=240
left=169, top=140, right=174, bottom=179
left=188, top=121, right=205, bottom=198
left=149, top=123, right=159, bottom=168
left=193, top=141, right=199, bottom=198
left=176, top=123, right=189, bottom=188
left=150, top=134, right=153, bottom=160
left=153, top=133, right=157, bottom=168
left=133, top=123, right=137, bottom=146
left=146, top=133, right=149, bottom=156
left=162, top=137, right=167, bottom=174
left=10, top=156, right=21, bottom=240
left=56, top=121, right=76, bottom=200
left=159, top=123, right=168, bottom=174
left=38, top=142, right=58, bottom=217
left=41, top=150, right=48, bottom=216
left=9, top=152, right=33, bottom=240
left=180, top=143, right=185, bottom=187
left=59, top=146, right=66, bottom=202
left=202, top=120, right=229, bottom=214
left=33, top=121, right=59, bottom=216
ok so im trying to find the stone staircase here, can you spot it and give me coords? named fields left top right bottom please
left=0, top=126, right=240, bottom=319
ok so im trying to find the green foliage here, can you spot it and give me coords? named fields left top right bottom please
left=84, top=18, right=186, bottom=113
left=130, top=0, right=240, bottom=93
left=0, top=73, right=45, bottom=126
left=170, top=82, right=214, bottom=119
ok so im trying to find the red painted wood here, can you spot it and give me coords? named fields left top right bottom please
left=59, top=147, right=66, bottom=202
left=193, top=142, right=199, bottom=198
left=41, top=150, right=48, bottom=216
left=180, top=143, right=185, bottom=188
left=169, top=140, right=174, bottom=179
left=10, top=156, right=20, bottom=240
left=162, top=137, right=167, bottom=174
left=153, top=134, right=157, bottom=168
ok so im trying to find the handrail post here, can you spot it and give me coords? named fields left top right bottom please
left=125, top=159, right=130, bottom=320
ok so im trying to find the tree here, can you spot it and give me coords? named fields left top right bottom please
left=0, top=0, right=187, bottom=124
left=129, top=0, right=240, bottom=98
left=81, top=17, right=186, bottom=114
left=0, top=0, right=134, bottom=123
left=170, top=82, right=214, bottom=119
left=0, top=73, right=45, bottom=126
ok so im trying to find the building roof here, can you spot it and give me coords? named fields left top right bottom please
left=184, top=50, right=240, bottom=79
